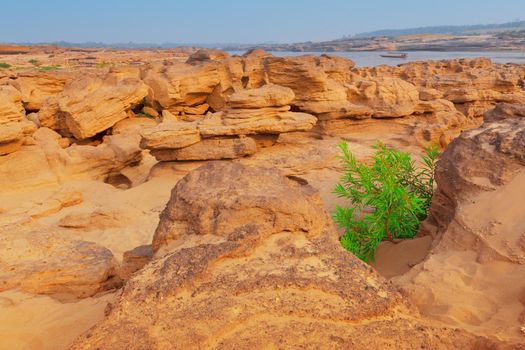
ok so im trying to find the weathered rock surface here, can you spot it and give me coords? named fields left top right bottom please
left=0, top=85, right=36, bottom=154
left=139, top=120, right=201, bottom=150
left=152, top=162, right=328, bottom=250
left=396, top=103, right=525, bottom=342
left=346, top=77, right=420, bottom=118
left=8, top=70, right=73, bottom=111
left=39, top=75, right=149, bottom=139
left=0, top=127, right=142, bottom=192
left=356, top=58, right=525, bottom=119
left=143, top=62, right=220, bottom=113
left=228, top=83, right=295, bottom=108
left=186, top=48, right=230, bottom=64
left=198, top=109, right=317, bottom=136
left=0, top=229, right=121, bottom=298
left=70, top=162, right=499, bottom=349
left=140, top=83, right=317, bottom=161
left=150, top=136, right=257, bottom=161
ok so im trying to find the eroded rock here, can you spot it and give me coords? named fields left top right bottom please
left=0, top=229, right=121, bottom=299
left=396, top=103, right=525, bottom=342
left=70, top=162, right=498, bottom=349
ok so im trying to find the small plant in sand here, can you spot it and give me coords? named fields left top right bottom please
left=333, top=142, right=438, bottom=262
left=28, top=59, right=39, bottom=66
left=0, top=63, right=11, bottom=69
left=38, top=65, right=61, bottom=71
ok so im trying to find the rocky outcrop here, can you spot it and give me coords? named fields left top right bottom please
left=0, top=127, right=142, bottom=192
left=150, top=136, right=257, bottom=161
left=152, top=162, right=328, bottom=250
left=0, top=85, right=36, bottom=154
left=0, top=229, right=121, bottom=298
left=140, top=120, right=201, bottom=150
left=396, top=103, right=525, bottom=342
left=143, top=62, right=220, bottom=115
left=70, top=162, right=498, bottom=349
left=39, top=74, right=149, bottom=139
left=140, top=84, right=317, bottom=161
left=356, top=58, right=525, bottom=119
left=8, top=70, right=73, bottom=111
left=346, top=77, right=420, bottom=118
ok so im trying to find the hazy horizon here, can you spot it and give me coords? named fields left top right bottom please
left=2, top=0, right=525, bottom=44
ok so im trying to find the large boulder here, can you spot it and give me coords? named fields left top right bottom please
left=347, top=78, right=420, bottom=118
left=39, top=74, right=149, bottom=139
left=227, top=83, right=295, bottom=108
left=396, top=103, right=525, bottom=342
left=70, top=162, right=498, bottom=349
left=139, top=120, right=201, bottom=150
left=265, top=55, right=352, bottom=119
left=8, top=70, right=73, bottom=111
left=0, top=229, right=121, bottom=298
left=152, top=162, right=327, bottom=251
left=143, top=62, right=220, bottom=112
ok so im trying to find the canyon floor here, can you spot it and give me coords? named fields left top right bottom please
left=1, top=45, right=525, bottom=349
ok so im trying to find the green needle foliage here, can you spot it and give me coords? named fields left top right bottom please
left=333, top=142, right=439, bottom=262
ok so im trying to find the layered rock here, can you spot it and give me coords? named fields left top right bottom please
left=140, top=84, right=317, bottom=161
left=355, top=58, right=525, bottom=119
left=0, top=127, right=142, bottom=192
left=143, top=62, right=220, bottom=114
left=264, top=55, right=353, bottom=119
left=346, top=77, right=420, bottom=118
left=8, top=70, right=73, bottom=111
left=71, top=162, right=498, bottom=349
left=39, top=74, right=149, bottom=139
left=396, top=103, right=525, bottom=342
left=150, top=136, right=257, bottom=161
left=0, top=85, right=36, bottom=154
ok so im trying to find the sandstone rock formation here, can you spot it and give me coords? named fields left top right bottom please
left=0, top=127, right=142, bottom=192
left=0, top=229, right=121, bottom=299
left=8, top=70, right=74, bottom=111
left=0, top=85, right=36, bottom=154
left=2, top=49, right=525, bottom=348
left=39, top=74, right=148, bottom=139
left=143, top=62, right=219, bottom=115
left=356, top=58, right=525, bottom=119
left=396, top=103, right=525, bottom=342
left=70, top=162, right=498, bottom=349
left=140, top=83, right=317, bottom=161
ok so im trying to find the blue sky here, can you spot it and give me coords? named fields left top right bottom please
left=1, top=0, right=524, bottom=44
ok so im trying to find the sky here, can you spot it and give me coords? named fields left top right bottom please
left=1, top=0, right=525, bottom=44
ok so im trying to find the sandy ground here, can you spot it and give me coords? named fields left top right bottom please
left=0, top=290, right=114, bottom=350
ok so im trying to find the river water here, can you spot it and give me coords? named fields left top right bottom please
left=227, top=50, right=525, bottom=67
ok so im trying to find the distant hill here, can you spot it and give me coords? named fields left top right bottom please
left=354, top=20, right=525, bottom=38
left=9, top=41, right=245, bottom=49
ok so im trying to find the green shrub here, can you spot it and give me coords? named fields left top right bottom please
left=333, top=142, right=438, bottom=262
left=95, top=62, right=110, bottom=69
left=0, top=63, right=11, bottom=69
left=28, top=59, right=39, bottom=65
left=38, top=65, right=61, bottom=71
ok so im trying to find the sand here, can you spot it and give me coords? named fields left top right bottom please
left=395, top=170, right=525, bottom=342
left=0, top=290, right=114, bottom=350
